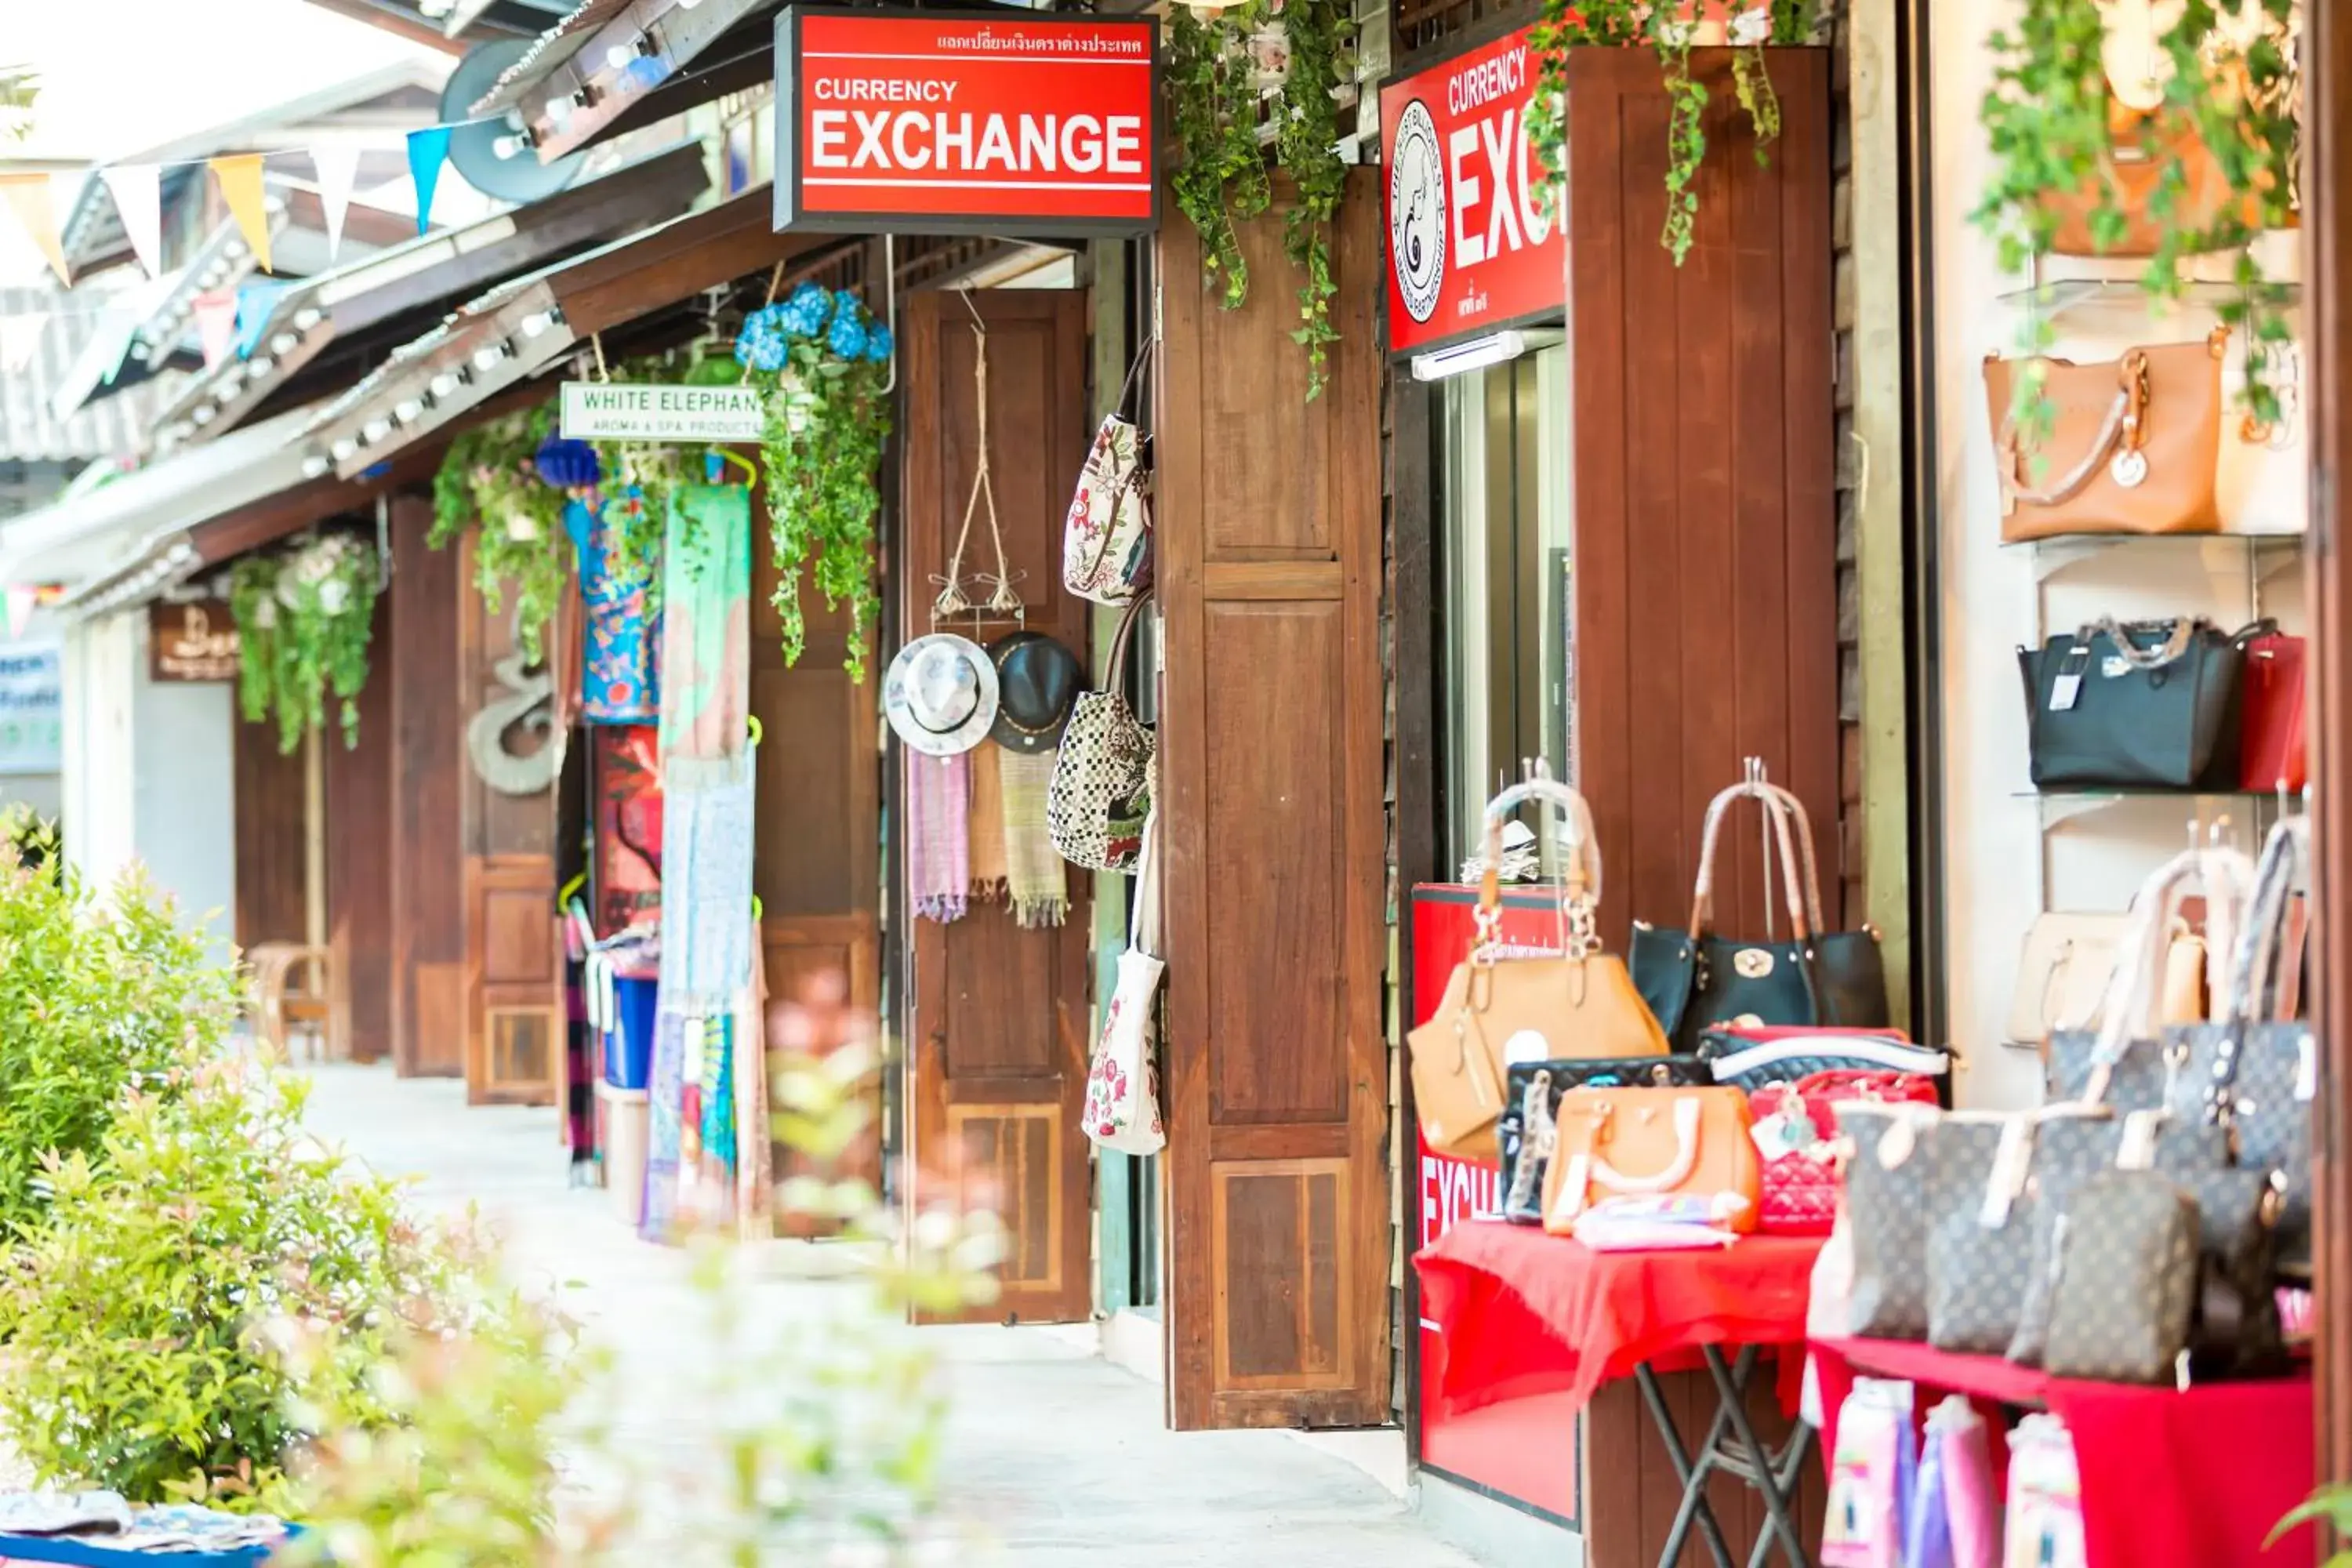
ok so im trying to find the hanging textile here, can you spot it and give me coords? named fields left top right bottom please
left=562, top=910, right=597, bottom=1174
left=641, top=1007, right=691, bottom=1240
left=734, top=942, right=774, bottom=1240
left=593, top=728, right=662, bottom=935
left=658, top=485, right=751, bottom=762
left=967, top=742, right=1009, bottom=902
left=1001, top=748, right=1067, bottom=927
left=572, top=497, right=661, bottom=724
left=908, top=750, right=971, bottom=923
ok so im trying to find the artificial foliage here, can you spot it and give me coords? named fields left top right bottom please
left=1974, top=0, right=2299, bottom=437
left=433, top=404, right=575, bottom=662
left=1167, top=0, right=1351, bottom=397
left=736, top=284, right=894, bottom=681
left=1526, top=1, right=1816, bottom=265
left=227, top=532, right=383, bottom=755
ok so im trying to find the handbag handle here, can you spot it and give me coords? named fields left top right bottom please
left=1477, top=779, right=1603, bottom=947
left=1585, top=1096, right=1704, bottom=1194
left=1102, top=589, right=1153, bottom=692
left=1128, top=807, right=1162, bottom=960
left=1996, top=348, right=2151, bottom=507
left=2223, top=813, right=2310, bottom=1029
left=1689, top=781, right=1813, bottom=941
left=1749, top=781, right=1831, bottom=936
left=2081, top=844, right=2257, bottom=1099
left=2081, top=615, right=2201, bottom=670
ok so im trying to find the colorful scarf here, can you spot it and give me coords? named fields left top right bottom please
left=1001, top=748, right=1066, bottom=927
left=967, top=742, right=1009, bottom=903
left=734, top=947, right=773, bottom=1240
left=662, top=750, right=755, bottom=1008
left=658, top=485, right=750, bottom=762
left=908, top=750, right=971, bottom=923
left=641, top=1005, right=691, bottom=1240
left=575, top=496, right=661, bottom=724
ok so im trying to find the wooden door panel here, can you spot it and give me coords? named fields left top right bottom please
left=388, top=492, right=466, bottom=1078
left=325, top=586, right=394, bottom=1063
left=233, top=713, right=307, bottom=953
left=1161, top=176, right=1389, bottom=1429
left=761, top=913, right=882, bottom=1239
left=901, top=289, right=1094, bottom=1326
left=465, top=856, right=557, bottom=1105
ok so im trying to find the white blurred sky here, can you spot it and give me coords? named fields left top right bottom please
left=1, top=0, right=448, bottom=282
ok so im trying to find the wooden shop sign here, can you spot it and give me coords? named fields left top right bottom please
left=773, top=5, right=1161, bottom=236
left=150, top=601, right=239, bottom=683
left=559, top=381, right=766, bottom=442
left=1380, top=25, right=1566, bottom=354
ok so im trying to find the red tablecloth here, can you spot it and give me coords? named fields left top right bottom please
left=1813, top=1338, right=2316, bottom=1568
left=1415, top=1221, right=1818, bottom=1418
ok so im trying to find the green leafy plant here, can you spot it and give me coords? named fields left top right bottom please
left=228, top=532, right=383, bottom=754
left=1526, top=2, right=1815, bottom=265
left=2273, top=1483, right=2352, bottom=1566
left=736, top=285, right=894, bottom=681
left=434, top=405, right=575, bottom=662
left=0, top=66, right=34, bottom=142
left=1170, top=5, right=1271, bottom=310
left=0, top=1058, right=474, bottom=1508
left=1277, top=0, right=1348, bottom=395
left=1973, top=0, right=2299, bottom=439
left=0, top=824, right=237, bottom=1237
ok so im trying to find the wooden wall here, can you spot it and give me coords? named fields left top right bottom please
left=389, top=493, right=468, bottom=1077
left=324, top=586, right=395, bottom=1064
left=1160, top=175, right=1391, bottom=1429
left=232, top=713, right=307, bottom=953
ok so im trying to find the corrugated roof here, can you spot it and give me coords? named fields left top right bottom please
left=0, top=289, right=186, bottom=463
left=473, top=0, right=642, bottom=115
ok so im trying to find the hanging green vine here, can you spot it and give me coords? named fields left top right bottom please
left=1277, top=0, right=1348, bottom=396
left=227, top=532, right=383, bottom=755
left=1526, top=2, right=1815, bottom=265
left=736, top=284, right=894, bottom=681
left=1170, top=4, right=1271, bottom=310
left=1973, top=0, right=2299, bottom=442
left=431, top=404, right=573, bottom=662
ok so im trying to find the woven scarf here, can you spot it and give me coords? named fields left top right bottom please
left=1000, top=748, right=1066, bottom=927
left=967, top=743, right=1009, bottom=902
left=659, top=485, right=750, bottom=762
left=733, top=949, right=773, bottom=1241
left=909, top=750, right=971, bottom=923
left=661, top=750, right=755, bottom=1009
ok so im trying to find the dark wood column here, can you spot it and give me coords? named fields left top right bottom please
left=325, top=582, right=394, bottom=1064
left=388, top=491, right=467, bottom=1077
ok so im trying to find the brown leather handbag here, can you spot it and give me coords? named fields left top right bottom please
left=1541, top=1085, right=1762, bottom=1236
left=2043, top=98, right=2290, bottom=257
left=1986, top=327, right=2228, bottom=543
left=1407, top=781, right=1668, bottom=1163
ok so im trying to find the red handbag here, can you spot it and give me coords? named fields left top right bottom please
left=1749, top=1069, right=1940, bottom=1236
left=2240, top=630, right=2307, bottom=793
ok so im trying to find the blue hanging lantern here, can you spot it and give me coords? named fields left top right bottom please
left=535, top=434, right=602, bottom=490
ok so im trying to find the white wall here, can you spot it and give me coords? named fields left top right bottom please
left=1930, top=0, right=2309, bottom=1108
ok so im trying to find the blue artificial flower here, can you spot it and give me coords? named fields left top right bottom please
left=826, top=310, right=868, bottom=361
left=535, top=435, right=602, bottom=489
left=778, top=282, right=832, bottom=339
left=864, top=321, right=893, bottom=364
left=833, top=290, right=865, bottom=328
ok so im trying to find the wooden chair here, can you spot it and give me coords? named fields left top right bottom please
left=248, top=942, right=334, bottom=1062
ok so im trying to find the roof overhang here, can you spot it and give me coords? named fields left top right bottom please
left=481, top=0, right=773, bottom=160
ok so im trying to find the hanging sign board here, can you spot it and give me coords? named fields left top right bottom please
left=1381, top=26, right=1567, bottom=356
left=558, top=382, right=766, bottom=443
left=772, top=6, right=1161, bottom=237
left=0, top=644, right=60, bottom=776
left=149, top=601, right=239, bottom=683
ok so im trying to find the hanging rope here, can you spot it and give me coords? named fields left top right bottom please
left=931, top=289, right=1024, bottom=623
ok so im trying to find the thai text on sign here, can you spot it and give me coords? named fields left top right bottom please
left=558, top=383, right=766, bottom=443
left=1381, top=26, right=1566, bottom=354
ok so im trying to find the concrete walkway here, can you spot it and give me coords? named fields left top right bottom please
left=299, top=1063, right=1496, bottom=1566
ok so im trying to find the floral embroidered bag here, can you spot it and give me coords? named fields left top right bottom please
left=1083, top=808, right=1166, bottom=1155
left=1062, top=344, right=1155, bottom=604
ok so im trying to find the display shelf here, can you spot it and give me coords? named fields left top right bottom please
left=1994, top=276, right=2304, bottom=319
left=2021, top=785, right=2288, bottom=830
left=2005, top=528, right=2305, bottom=584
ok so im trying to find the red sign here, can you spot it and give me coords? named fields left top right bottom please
left=1381, top=27, right=1566, bottom=355
left=774, top=7, right=1160, bottom=236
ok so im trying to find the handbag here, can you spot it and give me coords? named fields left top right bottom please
left=1541, top=1084, right=1762, bottom=1236
left=1061, top=344, right=1155, bottom=605
left=1409, top=780, right=1667, bottom=1163
left=1751, top=1069, right=1939, bottom=1237
left=1046, top=593, right=1155, bottom=873
left=2043, top=100, right=2288, bottom=259
left=2238, top=629, right=2307, bottom=792
left=2010, top=912, right=2208, bottom=1051
left=1838, top=1102, right=1945, bottom=1340
left=1081, top=810, right=1166, bottom=1155
left=1926, top=1109, right=2122, bottom=1356
left=1748, top=782, right=1893, bottom=1033
left=2017, top=616, right=2258, bottom=790
left=2040, top=1171, right=2202, bottom=1386
left=1498, top=1054, right=1711, bottom=1224
left=1699, top=1024, right=1950, bottom=1094
left=1632, top=779, right=1891, bottom=1051
left=1984, top=329, right=2227, bottom=543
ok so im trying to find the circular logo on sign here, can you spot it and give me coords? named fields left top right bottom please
left=1388, top=99, right=1446, bottom=325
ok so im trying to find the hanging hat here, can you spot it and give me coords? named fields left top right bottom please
left=884, top=633, right=999, bottom=757
left=986, top=631, right=1083, bottom=753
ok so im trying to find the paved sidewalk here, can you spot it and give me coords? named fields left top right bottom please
left=299, top=1063, right=1494, bottom=1566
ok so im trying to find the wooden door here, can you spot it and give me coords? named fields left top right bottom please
left=1159, top=176, right=1390, bottom=1429
left=901, top=289, right=1094, bottom=1325
left=232, top=713, right=307, bottom=952
left=750, top=473, right=884, bottom=1232
left=389, top=492, right=467, bottom=1077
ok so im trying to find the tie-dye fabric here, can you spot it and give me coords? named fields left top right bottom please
left=657, top=485, right=751, bottom=761
left=573, top=496, right=661, bottom=724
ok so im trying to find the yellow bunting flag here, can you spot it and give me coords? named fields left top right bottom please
left=209, top=154, right=271, bottom=274
left=0, top=173, right=67, bottom=285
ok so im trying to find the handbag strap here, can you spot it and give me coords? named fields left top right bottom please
left=1587, top=1097, right=1704, bottom=1194
left=1103, top=590, right=1153, bottom=691
left=1996, top=348, right=2150, bottom=507
left=1110, top=336, right=1160, bottom=419
left=2082, top=844, right=2257, bottom=1098
left=1690, top=781, right=1812, bottom=941
left=1750, top=782, right=1830, bottom=936
left=2082, top=615, right=2201, bottom=670
left=1129, top=807, right=1162, bottom=960
left=1476, top=778, right=1603, bottom=952
left=2224, top=813, right=2309, bottom=1030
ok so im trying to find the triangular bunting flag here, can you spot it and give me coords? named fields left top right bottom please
left=310, top=145, right=361, bottom=260
left=407, top=126, right=452, bottom=236
left=209, top=154, right=272, bottom=274
left=193, top=289, right=239, bottom=369
left=0, top=310, right=44, bottom=373
left=0, top=173, right=68, bottom=285
left=234, top=278, right=293, bottom=359
left=100, top=165, right=164, bottom=280
left=3, top=586, right=37, bottom=641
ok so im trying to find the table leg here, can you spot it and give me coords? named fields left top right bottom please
left=1697, top=1344, right=1817, bottom=1568
left=1635, top=1360, right=1740, bottom=1568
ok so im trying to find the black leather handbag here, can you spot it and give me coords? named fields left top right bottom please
left=2019, top=617, right=2262, bottom=790
left=1495, top=1054, right=1711, bottom=1223
left=1631, top=780, right=1892, bottom=1051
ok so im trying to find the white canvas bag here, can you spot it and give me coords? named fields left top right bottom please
left=1083, top=809, right=1167, bottom=1155
left=1061, top=345, right=1155, bottom=604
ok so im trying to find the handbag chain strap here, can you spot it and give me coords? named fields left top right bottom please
left=1475, top=778, right=1602, bottom=959
left=1998, top=348, right=2150, bottom=508
left=1503, top=1070, right=1557, bottom=1217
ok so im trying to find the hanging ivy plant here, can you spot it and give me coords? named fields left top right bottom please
left=735, top=283, right=894, bottom=681
left=1167, top=0, right=1351, bottom=397
left=227, top=532, right=383, bottom=755
left=1526, top=2, right=1815, bottom=266
left=1973, top=0, right=2299, bottom=441
left=431, top=404, right=575, bottom=662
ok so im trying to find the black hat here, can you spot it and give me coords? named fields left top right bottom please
left=986, top=631, right=1083, bottom=753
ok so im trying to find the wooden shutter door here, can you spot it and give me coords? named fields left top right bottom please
left=901, top=289, right=1095, bottom=1325
left=1160, top=176, right=1390, bottom=1429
